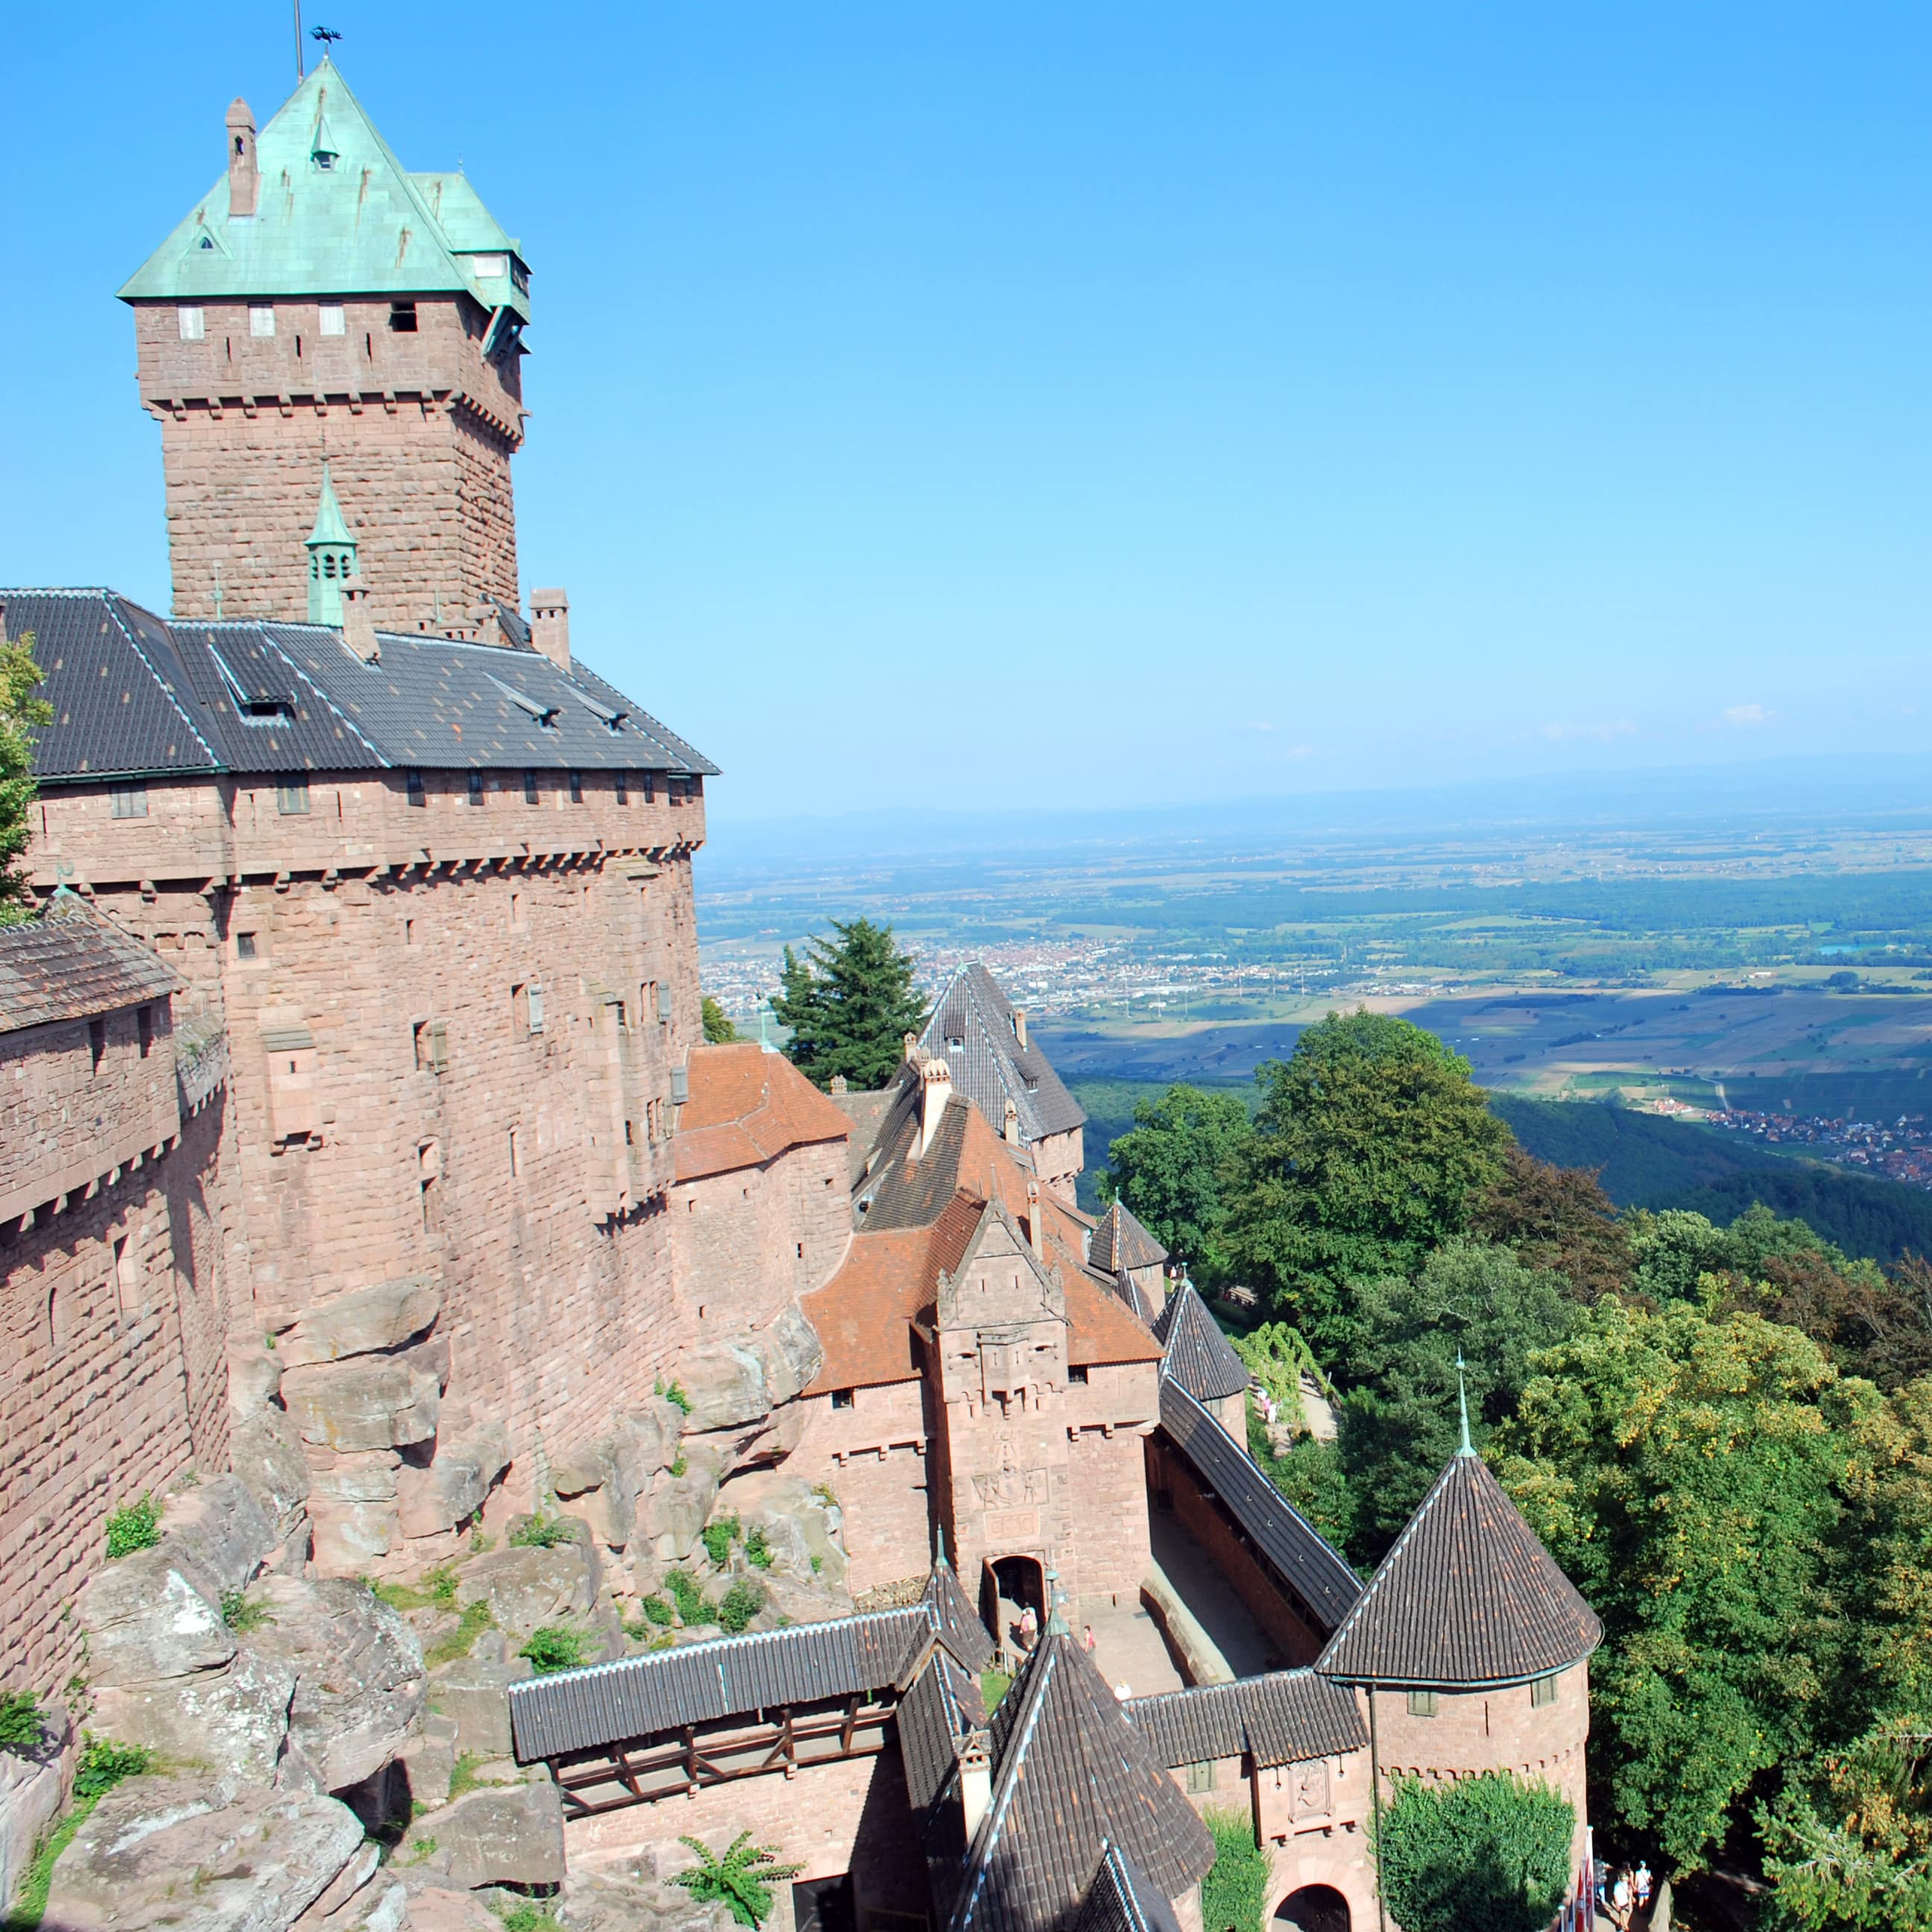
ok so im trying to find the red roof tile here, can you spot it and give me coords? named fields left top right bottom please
left=674, top=1043, right=853, bottom=1183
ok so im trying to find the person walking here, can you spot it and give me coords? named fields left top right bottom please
left=1082, top=1623, right=1097, bottom=1655
left=1609, top=1867, right=1633, bottom=1930
left=1634, top=1861, right=1653, bottom=1921
left=1018, top=1603, right=1038, bottom=1651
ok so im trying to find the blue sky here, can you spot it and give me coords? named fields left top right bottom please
left=4, top=5, right=1930, bottom=821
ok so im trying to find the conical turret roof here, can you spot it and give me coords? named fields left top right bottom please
left=1153, top=1281, right=1248, bottom=1403
left=1316, top=1449, right=1602, bottom=1689
left=1090, top=1199, right=1167, bottom=1275
left=306, top=464, right=352, bottom=548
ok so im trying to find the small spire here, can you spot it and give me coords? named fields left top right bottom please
left=305, top=464, right=358, bottom=624
left=1456, top=1350, right=1474, bottom=1456
left=934, top=1524, right=949, bottom=1571
left=1044, top=1567, right=1070, bottom=1638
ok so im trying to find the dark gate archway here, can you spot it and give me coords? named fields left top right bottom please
left=1275, top=1884, right=1350, bottom=1932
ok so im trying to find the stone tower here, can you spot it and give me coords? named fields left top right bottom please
left=119, top=61, right=529, bottom=630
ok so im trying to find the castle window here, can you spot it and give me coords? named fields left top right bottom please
left=110, top=783, right=148, bottom=819
left=508, top=1127, right=522, bottom=1178
left=467, top=771, right=486, bottom=807
left=1531, top=1674, right=1559, bottom=1708
left=1067, top=1364, right=1088, bottom=1385
left=388, top=301, right=418, bottom=333
left=236, top=931, right=259, bottom=960
left=1186, top=1761, right=1215, bottom=1794
left=315, top=151, right=335, bottom=172
left=320, top=303, right=345, bottom=337
left=177, top=306, right=205, bottom=341
left=414, top=1020, right=450, bottom=1074
left=420, top=1140, right=442, bottom=1232
left=113, top=1234, right=141, bottom=1322
left=641, top=774, right=654, bottom=804
left=471, top=253, right=507, bottom=279
left=137, top=1006, right=154, bottom=1058
left=1407, top=1690, right=1439, bottom=1719
left=523, top=768, right=540, bottom=804
left=88, top=1017, right=107, bottom=1074
left=250, top=304, right=276, bottom=338
left=568, top=771, right=584, bottom=804
left=406, top=769, right=426, bottom=807
left=831, top=1389, right=856, bottom=1411
left=615, top=773, right=628, bottom=805
left=527, top=983, right=546, bottom=1035
left=277, top=780, right=311, bottom=815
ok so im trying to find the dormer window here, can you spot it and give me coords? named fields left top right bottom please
left=315, top=151, right=336, bottom=171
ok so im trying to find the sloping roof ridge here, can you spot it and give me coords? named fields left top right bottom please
left=1313, top=1455, right=1458, bottom=1676
left=244, top=622, right=388, bottom=764
left=950, top=1638, right=1064, bottom=1932
left=103, top=594, right=225, bottom=769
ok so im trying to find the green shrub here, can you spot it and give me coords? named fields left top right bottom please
left=810, top=1483, right=839, bottom=1511
left=628, top=1594, right=675, bottom=1632
left=809, top=1553, right=823, bottom=1574
left=1371, top=1770, right=1573, bottom=1932
left=715, top=1580, right=763, bottom=1635
left=1202, top=1808, right=1269, bottom=1932
left=518, top=1626, right=590, bottom=1675
left=664, top=1570, right=706, bottom=1623
left=669, top=1452, right=688, bottom=1478
left=493, top=1901, right=566, bottom=1932
left=370, top=1565, right=462, bottom=1614
left=104, top=1495, right=160, bottom=1559
left=0, top=1691, right=46, bottom=1755
left=219, top=1589, right=271, bottom=1633
left=424, top=1601, right=493, bottom=1669
left=447, top=1752, right=484, bottom=1802
left=671, top=1831, right=804, bottom=1928
left=701, top=1515, right=740, bottom=1568
left=660, top=1380, right=692, bottom=1415
left=508, top=1514, right=574, bottom=1550
left=73, top=1734, right=154, bottom=1801
left=744, top=1528, right=773, bottom=1570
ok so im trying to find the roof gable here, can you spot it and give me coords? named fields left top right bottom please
left=937, top=1198, right=1064, bottom=1333
left=1154, top=1283, right=1248, bottom=1403
left=1090, top=1200, right=1167, bottom=1275
left=675, top=1043, right=853, bottom=1183
left=919, top=965, right=1085, bottom=1143
left=118, top=63, right=529, bottom=319
left=1316, top=1450, right=1603, bottom=1688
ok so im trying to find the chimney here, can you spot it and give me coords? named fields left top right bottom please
left=1013, top=1008, right=1029, bottom=1051
left=918, top=1058, right=953, bottom=1158
left=226, top=99, right=259, bottom=219
left=1026, top=1180, right=1044, bottom=1261
left=339, top=574, right=380, bottom=663
left=472, top=601, right=513, bottom=650
left=902, top=1030, right=919, bottom=1067
left=958, top=1729, right=993, bottom=1843
left=1003, top=1097, right=1020, bottom=1146
left=830, top=1074, right=848, bottom=1096
left=531, top=589, right=571, bottom=672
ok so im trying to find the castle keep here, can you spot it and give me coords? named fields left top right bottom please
left=0, top=63, right=1605, bottom=1932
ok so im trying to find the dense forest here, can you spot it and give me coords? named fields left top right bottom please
left=1096, top=1020, right=1932, bottom=1927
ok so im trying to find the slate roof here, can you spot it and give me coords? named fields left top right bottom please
left=1089, top=1202, right=1167, bottom=1275
left=3, top=591, right=715, bottom=781
left=1123, top=1670, right=1366, bottom=1770
left=1158, top=1380, right=1362, bottom=1638
left=674, top=1043, right=853, bottom=1183
left=919, top=965, right=1085, bottom=1143
left=1315, top=1449, right=1603, bottom=1690
left=118, top=62, right=531, bottom=321
left=1073, top=1846, right=1187, bottom=1932
left=1153, top=1284, right=1248, bottom=1404
left=943, top=1635, right=1213, bottom=1932
left=897, top=1645, right=989, bottom=1814
left=0, top=893, right=183, bottom=1035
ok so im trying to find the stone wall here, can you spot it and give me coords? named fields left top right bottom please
left=790, top=1382, right=935, bottom=1594
left=131, top=294, right=523, bottom=628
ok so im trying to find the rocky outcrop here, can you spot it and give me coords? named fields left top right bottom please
left=716, top=1472, right=847, bottom=1587
left=231, top=1405, right=314, bottom=1545
left=402, top=1778, right=565, bottom=1890
left=561, top=1869, right=739, bottom=1932
left=79, top=1544, right=236, bottom=1687
left=0, top=1705, right=70, bottom=1916
left=282, top=1339, right=448, bottom=1454
left=228, top=1337, right=284, bottom=1418
left=425, top=1656, right=527, bottom=1758
left=397, top=1423, right=509, bottom=1539
left=549, top=1401, right=684, bottom=1551
left=45, top=1772, right=364, bottom=1932
left=275, top=1280, right=441, bottom=1368
left=309, top=1452, right=403, bottom=1572
left=678, top=1305, right=822, bottom=1433
left=247, top=1577, right=427, bottom=1793
left=638, top=1446, right=724, bottom=1564
left=160, top=1475, right=280, bottom=1596
left=95, top=1643, right=298, bottom=1783
left=455, top=1543, right=596, bottom=1639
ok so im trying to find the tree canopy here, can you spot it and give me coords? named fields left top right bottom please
left=1098, top=1082, right=1249, bottom=1284
left=769, top=918, right=926, bottom=1091
left=1371, top=1771, right=1574, bottom=1932
left=701, top=997, right=739, bottom=1044
left=1224, top=1010, right=1509, bottom=1351
left=0, top=630, right=51, bottom=919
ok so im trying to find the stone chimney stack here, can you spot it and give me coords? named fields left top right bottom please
left=1013, top=1008, right=1029, bottom=1051
left=1026, top=1180, right=1045, bottom=1261
left=339, top=575, right=380, bottom=663
left=1003, top=1098, right=1020, bottom=1145
left=918, top=1058, right=953, bottom=1158
left=531, top=589, right=571, bottom=672
left=226, top=99, right=259, bottom=218
left=959, top=1729, right=992, bottom=1842
left=903, top=1031, right=918, bottom=1067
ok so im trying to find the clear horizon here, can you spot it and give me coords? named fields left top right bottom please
left=4, top=4, right=1929, bottom=821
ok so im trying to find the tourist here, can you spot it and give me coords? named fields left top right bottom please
left=1018, top=1603, right=1038, bottom=1650
left=1634, top=1861, right=1652, bottom=1916
left=1082, top=1623, right=1097, bottom=1655
left=1609, top=1867, right=1633, bottom=1929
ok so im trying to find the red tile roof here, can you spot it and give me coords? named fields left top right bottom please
left=674, top=1043, right=853, bottom=1183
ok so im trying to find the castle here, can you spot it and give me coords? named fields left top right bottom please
left=0, top=64, right=1603, bottom=1932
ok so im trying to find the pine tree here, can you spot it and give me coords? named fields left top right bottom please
left=701, top=997, right=739, bottom=1044
left=770, top=918, right=926, bottom=1090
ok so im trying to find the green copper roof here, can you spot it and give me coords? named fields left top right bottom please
left=118, top=61, right=529, bottom=321
left=305, top=464, right=353, bottom=549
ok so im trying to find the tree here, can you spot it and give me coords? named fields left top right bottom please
left=701, top=997, right=739, bottom=1044
left=1338, top=1238, right=1580, bottom=1559
left=768, top=918, right=926, bottom=1091
left=1492, top=1298, right=1861, bottom=1875
left=671, top=1833, right=804, bottom=1928
left=1, top=630, right=51, bottom=919
left=1099, top=1083, right=1251, bottom=1284
left=1468, top=1146, right=1630, bottom=1301
left=1371, top=1770, right=1574, bottom=1932
left=1229, top=1320, right=1331, bottom=1432
left=1224, top=1011, right=1510, bottom=1352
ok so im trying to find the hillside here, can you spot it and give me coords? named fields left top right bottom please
left=1493, top=1096, right=1932, bottom=1264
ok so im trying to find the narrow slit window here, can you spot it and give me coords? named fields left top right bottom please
left=467, top=771, right=486, bottom=807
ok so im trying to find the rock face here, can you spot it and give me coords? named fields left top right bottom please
left=678, top=1304, right=824, bottom=1433
left=282, top=1341, right=446, bottom=1453
left=230, top=1406, right=314, bottom=1542
left=309, top=1452, right=403, bottom=1571
left=455, top=1544, right=596, bottom=1639
left=397, top=1422, right=510, bottom=1538
left=0, top=1707, right=69, bottom=1916
left=45, top=1772, right=365, bottom=1932
left=718, top=1472, right=847, bottom=1587
left=160, top=1476, right=279, bottom=1596
left=93, top=1644, right=297, bottom=1784
left=276, top=1279, right=441, bottom=1367
left=425, top=1656, right=527, bottom=1758
left=227, top=1338, right=284, bottom=1418
left=549, top=1401, right=686, bottom=1552
left=405, top=1778, right=566, bottom=1890
left=246, top=1577, right=427, bottom=1793
left=638, top=1448, right=723, bottom=1564
left=79, top=1546, right=235, bottom=1687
